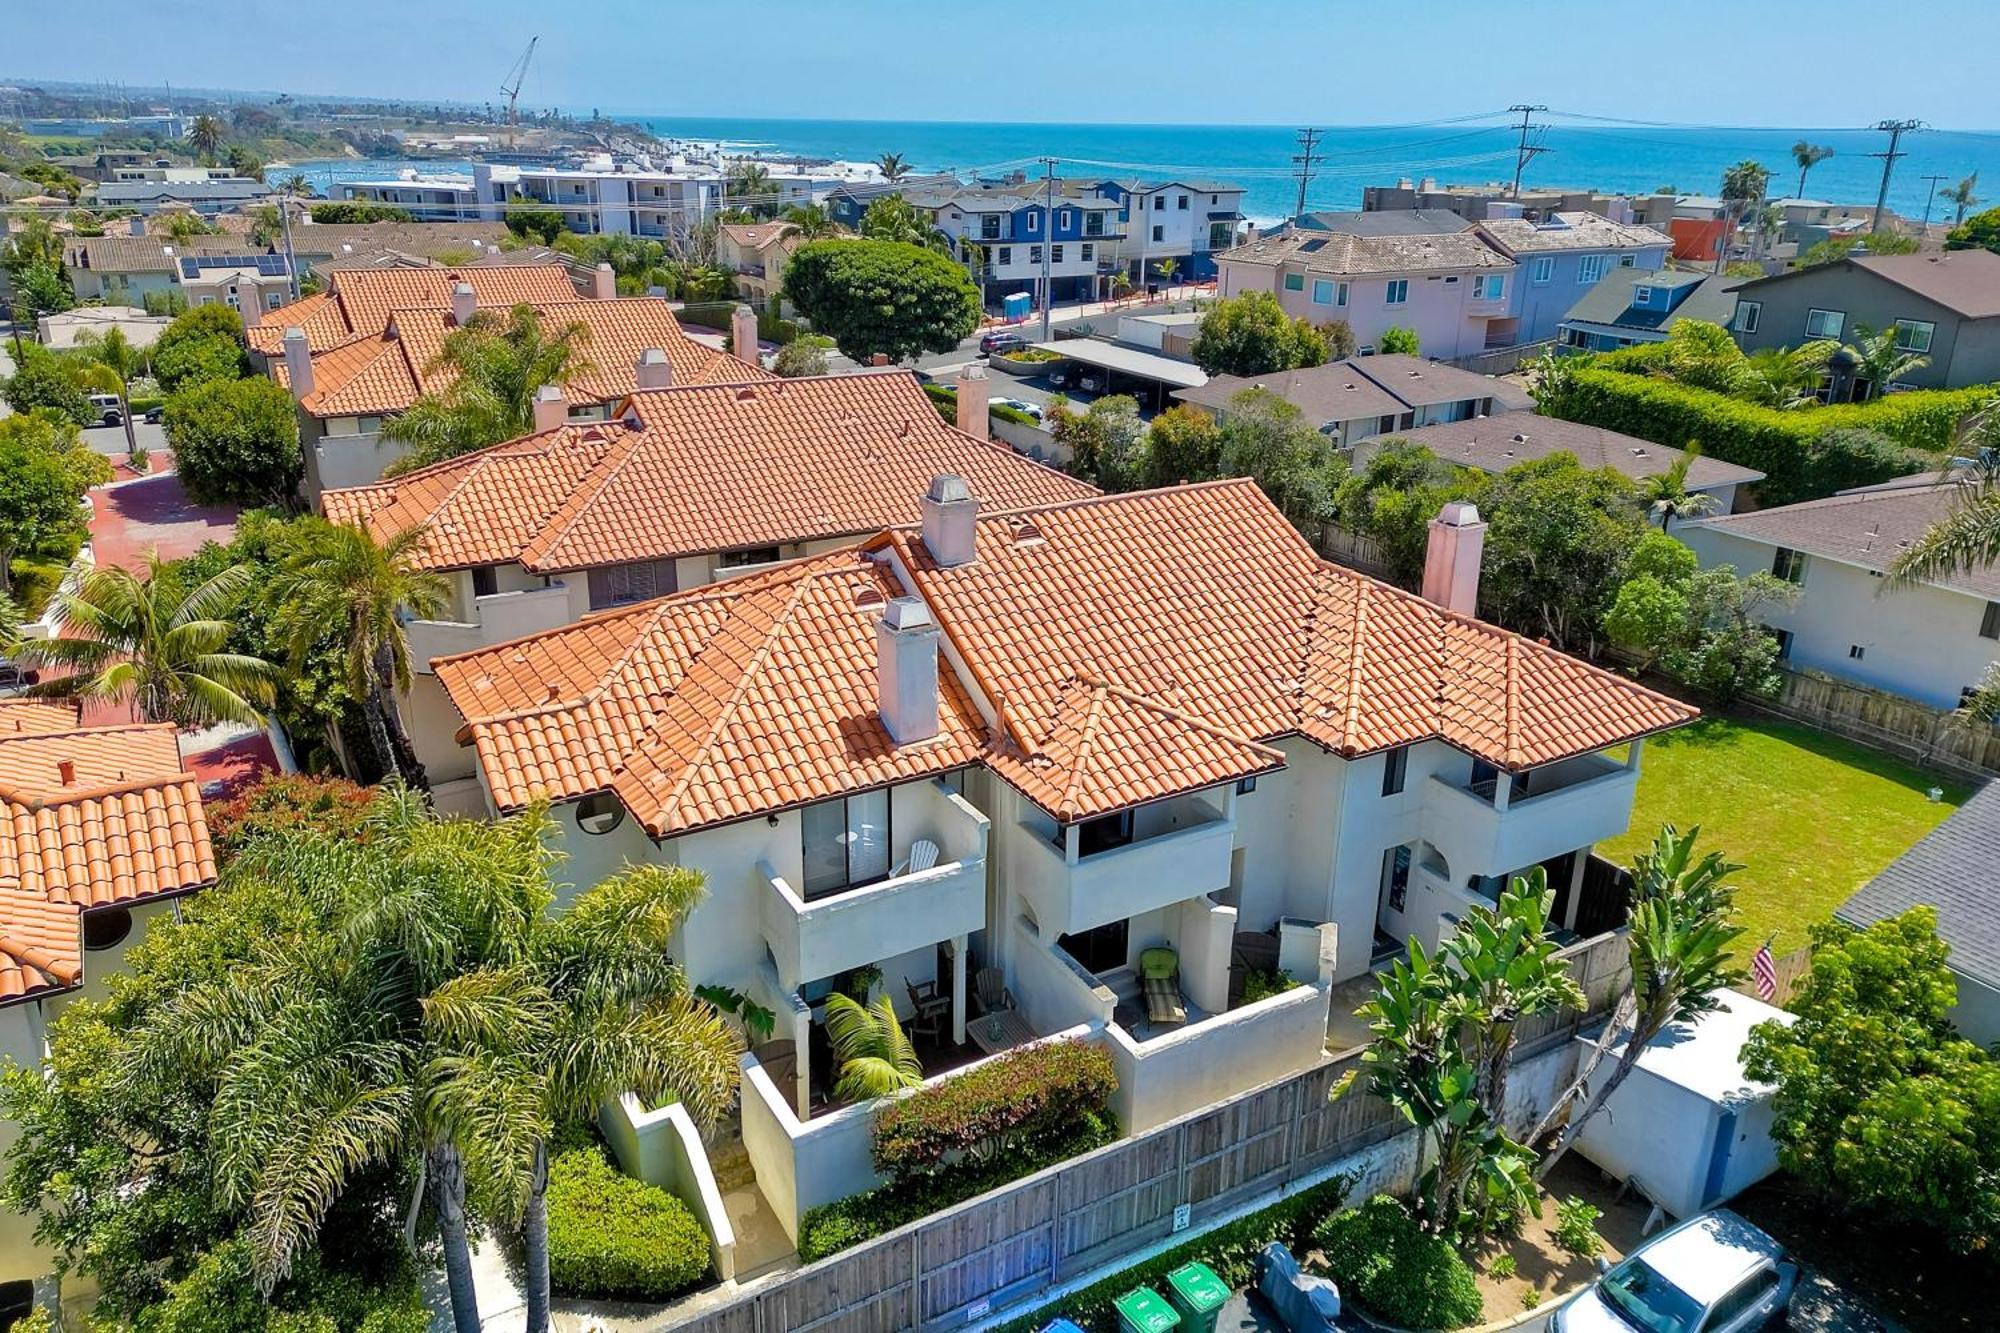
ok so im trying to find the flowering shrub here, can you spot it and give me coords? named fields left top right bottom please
left=870, top=1038, right=1118, bottom=1179
left=206, top=772, right=375, bottom=861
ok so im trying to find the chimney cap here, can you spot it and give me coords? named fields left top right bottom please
left=1437, top=500, right=1483, bottom=526
left=283, top=325, right=307, bottom=342
left=533, top=384, right=566, bottom=403
left=927, top=474, right=973, bottom=504
left=639, top=347, right=669, bottom=366
left=452, top=280, right=473, bottom=295
left=881, top=595, right=935, bottom=632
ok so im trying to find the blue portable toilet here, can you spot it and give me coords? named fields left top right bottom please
left=1037, top=1321, right=1087, bottom=1333
left=1003, top=291, right=1034, bottom=323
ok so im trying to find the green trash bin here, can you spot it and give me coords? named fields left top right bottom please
left=1113, top=1285, right=1180, bottom=1333
left=1164, top=1261, right=1229, bottom=1333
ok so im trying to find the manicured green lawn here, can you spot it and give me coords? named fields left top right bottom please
left=1596, top=716, right=1971, bottom=954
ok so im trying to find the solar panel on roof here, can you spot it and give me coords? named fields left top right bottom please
left=1298, top=238, right=1326, bottom=253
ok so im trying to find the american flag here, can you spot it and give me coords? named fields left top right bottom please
left=1752, top=940, right=1779, bottom=1001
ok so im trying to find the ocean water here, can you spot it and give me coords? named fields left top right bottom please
left=632, top=116, right=2000, bottom=225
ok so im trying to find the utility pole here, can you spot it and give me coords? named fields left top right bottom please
left=1039, top=156, right=1057, bottom=343
left=1918, top=172, right=1949, bottom=235
left=1508, top=104, right=1550, bottom=197
left=1290, top=128, right=1323, bottom=221
left=1868, top=118, right=1924, bottom=236
left=279, top=190, right=301, bottom=302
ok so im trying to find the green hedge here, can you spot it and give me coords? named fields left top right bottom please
left=873, top=1038, right=1118, bottom=1178
left=546, top=1148, right=712, bottom=1301
left=1545, top=366, right=1990, bottom=505
left=991, top=1173, right=1353, bottom=1333
left=1315, top=1195, right=1483, bottom=1331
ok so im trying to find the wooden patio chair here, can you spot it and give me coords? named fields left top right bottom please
left=904, top=978, right=950, bottom=1044
left=974, top=966, right=1014, bottom=1016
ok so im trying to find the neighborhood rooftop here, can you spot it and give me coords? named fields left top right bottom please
left=245, top=262, right=582, bottom=353
left=1838, top=780, right=2000, bottom=990
left=1369, top=416, right=1766, bottom=488
left=1174, top=354, right=1534, bottom=419
left=1731, top=248, right=2000, bottom=320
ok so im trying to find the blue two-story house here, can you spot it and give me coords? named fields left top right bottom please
left=919, top=180, right=1127, bottom=307
left=1475, top=211, right=1675, bottom=348
left=1081, top=178, right=1247, bottom=283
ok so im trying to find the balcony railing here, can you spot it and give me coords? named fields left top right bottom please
left=1012, top=793, right=1236, bottom=938
left=1424, top=752, right=1639, bottom=878
left=405, top=581, right=572, bottom=672
left=759, top=781, right=990, bottom=990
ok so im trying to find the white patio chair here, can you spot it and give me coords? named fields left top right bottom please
left=892, top=838, right=941, bottom=877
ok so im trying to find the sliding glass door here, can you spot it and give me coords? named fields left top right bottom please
left=801, top=790, right=892, bottom=899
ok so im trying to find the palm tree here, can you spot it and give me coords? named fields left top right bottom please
left=74, top=326, right=146, bottom=461
left=958, top=238, right=988, bottom=310
left=273, top=519, right=449, bottom=784
left=858, top=194, right=953, bottom=253
left=724, top=163, right=776, bottom=218
left=1737, top=342, right=1833, bottom=409
left=425, top=862, right=740, bottom=1333
left=1529, top=825, right=1744, bottom=1179
left=1719, top=160, right=1770, bottom=263
left=187, top=114, right=226, bottom=165
left=1637, top=447, right=1722, bottom=529
left=1844, top=321, right=1932, bottom=399
left=26, top=556, right=277, bottom=727
left=1943, top=172, right=1980, bottom=226
left=279, top=172, right=311, bottom=198
left=877, top=152, right=911, bottom=182
left=1155, top=257, right=1180, bottom=295
left=1790, top=140, right=1834, bottom=198
left=824, top=992, right=922, bottom=1102
left=780, top=202, right=839, bottom=240
left=380, top=304, right=594, bottom=470
left=1890, top=444, right=2000, bottom=587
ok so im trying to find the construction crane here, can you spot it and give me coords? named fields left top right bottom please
left=501, top=36, right=539, bottom=147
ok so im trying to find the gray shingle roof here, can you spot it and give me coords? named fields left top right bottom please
left=1732, top=250, right=2000, bottom=321
left=1366, top=415, right=1764, bottom=488
left=1294, top=209, right=1472, bottom=237
left=1173, top=355, right=1532, bottom=423
left=1837, top=780, right=2000, bottom=989
left=1219, top=228, right=1509, bottom=275
left=1478, top=211, right=1673, bottom=255
left=1562, top=268, right=1742, bottom=334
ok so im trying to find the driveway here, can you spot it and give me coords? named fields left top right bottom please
left=80, top=419, right=169, bottom=457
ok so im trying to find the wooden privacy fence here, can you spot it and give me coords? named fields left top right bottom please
left=670, top=931, right=1629, bottom=1333
left=1316, top=523, right=1397, bottom=582
left=1756, top=668, right=2000, bottom=781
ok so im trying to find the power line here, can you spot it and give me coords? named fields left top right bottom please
left=1290, top=128, right=1324, bottom=220
left=1868, top=118, right=1925, bottom=234
left=1507, top=104, right=1550, bottom=197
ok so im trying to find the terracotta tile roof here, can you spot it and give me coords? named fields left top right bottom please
left=0, top=723, right=218, bottom=1005
left=270, top=295, right=762, bottom=419
left=247, top=263, right=581, bottom=354
left=0, top=699, right=86, bottom=738
left=438, top=480, right=1696, bottom=835
left=322, top=372, right=1094, bottom=571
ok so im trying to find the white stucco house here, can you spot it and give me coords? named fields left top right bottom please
left=1677, top=473, right=2000, bottom=709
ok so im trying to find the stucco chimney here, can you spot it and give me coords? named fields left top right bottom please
left=731, top=304, right=759, bottom=366
left=450, top=281, right=476, bottom=326
left=592, top=262, right=617, bottom=300
left=635, top=347, right=674, bottom=390
left=129, top=214, right=145, bottom=237
left=876, top=596, right=941, bottom=746
left=954, top=363, right=990, bottom=439
left=1421, top=501, right=1487, bottom=616
left=281, top=327, right=314, bottom=401
left=920, top=474, right=978, bottom=568
left=531, top=383, right=567, bottom=432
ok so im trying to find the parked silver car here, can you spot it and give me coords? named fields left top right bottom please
left=1553, top=1210, right=1796, bottom=1333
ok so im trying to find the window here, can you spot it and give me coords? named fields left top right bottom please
left=1709, top=1269, right=1782, bottom=1332
left=1983, top=602, right=2000, bottom=640
left=587, top=558, right=677, bottom=609
left=1381, top=746, right=1409, bottom=796
left=1080, top=242, right=1094, bottom=262
left=1177, top=194, right=1189, bottom=210
left=980, top=213, right=1001, bottom=240
left=1385, top=279, right=1409, bottom=305
left=1051, top=244, right=1064, bottom=264
left=801, top=791, right=892, bottom=898
left=1578, top=254, right=1608, bottom=284
left=997, top=246, right=1012, bottom=265
left=1848, top=643, right=1867, bottom=660
left=1473, top=274, right=1505, bottom=300
left=1805, top=307, right=1845, bottom=339
left=1153, top=195, right=1165, bottom=210
left=1772, top=547, right=1807, bottom=584
left=1632, top=285, right=1654, bottom=308
left=1530, top=256, right=1555, bottom=284
left=1076, top=809, right=1135, bottom=857
left=1059, top=209, right=1072, bottom=229
left=575, top=792, right=625, bottom=835
left=1894, top=319, right=1936, bottom=353
left=471, top=565, right=499, bottom=598
left=1619, top=254, right=1637, bottom=266
left=1734, top=300, right=1761, bottom=334
left=1770, top=626, right=1794, bottom=659
left=1086, top=211, right=1105, bottom=237
left=1312, top=278, right=1337, bottom=304
left=265, top=292, right=283, bottom=309
left=1026, top=210, right=1039, bottom=234
left=1029, top=245, right=1043, bottom=264
left=1210, top=221, right=1234, bottom=249
left=1382, top=846, right=1411, bottom=912
left=82, top=906, right=133, bottom=952
left=1151, top=224, right=1164, bottom=243
left=720, top=546, right=780, bottom=569
left=1236, top=775, right=1258, bottom=795
left=1284, top=272, right=1305, bottom=292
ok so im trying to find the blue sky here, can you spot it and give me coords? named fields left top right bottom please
left=9, top=0, right=1999, bottom=129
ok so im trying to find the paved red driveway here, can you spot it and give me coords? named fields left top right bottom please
left=88, top=470, right=239, bottom=572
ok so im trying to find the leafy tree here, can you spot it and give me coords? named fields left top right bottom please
left=165, top=375, right=303, bottom=509
left=825, top=992, right=923, bottom=1103
left=272, top=519, right=450, bottom=784
left=1790, top=141, right=1834, bottom=199
left=1798, top=231, right=1919, bottom=267
left=2, top=346, right=92, bottom=423
left=1605, top=542, right=1796, bottom=703
left=770, top=336, right=832, bottom=378
left=1316, top=318, right=1358, bottom=360
left=857, top=194, right=950, bottom=251
left=1217, top=387, right=1339, bottom=528
left=1377, top=326, right=1420, bottom=356
left=1945, top=205, right=2000, bottom=254
left=504, top=198, right=566, bottom=244
left=75, top=325, right=149, bottom=459
left=153, top=303, right=251, bottom=393
left=782, top=239, right=980, bottom=363
left=159, top=211, right=222, bottom=243
left=26, top=555, right=279, bottom=726
left=1189, top=290, right=1329, bottom=377
left=1049, top=394, right=1147, bottom=492
left=1338, top=873, right=1580, bottom=1239
left=308, top=201, right=414, bottom=224
left=1941, top=173, right=1980, bottom=228
left=1531, top=826, right=1745, bottom=1178
left=1330, top=441, right=1485, bottom=584
left=1742, top=907, right=1999, bottom=1253
left=381, top=304, right=594, bottom=472
left=2, top=216, right=74, bottom=327
left=1478, top=455, right=1645, bottom=653
left=0, top=413, right=101, bottom=590
left=187, top=113, right=226, bottom=163
left=1140, top=404, right=1224, bottom=488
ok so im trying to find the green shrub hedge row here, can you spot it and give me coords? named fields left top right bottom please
left=799, top=1111, right=1114, bottom=1262
left=1544, top=366, right=1989, bottom=505
left=919, top=381, right=1043, bottom=429
left=1315, top=1195, right=1484, bottom=1331
left=546, top=1148, right=713, bottom=1301
left=990, top=1173, right=1354, bottom=1333
left=872, top=1038, right=1119, bottom=1178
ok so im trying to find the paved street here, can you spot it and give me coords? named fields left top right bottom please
left=80, top=419, right=169, bottom=456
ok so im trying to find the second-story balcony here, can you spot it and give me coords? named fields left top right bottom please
left=405, top=581, right=573, bottom=673
left=1423, top=750, right=1640, bottom=880
left=760, top=780, right=990, bottom=991
left=1011, top=790, right=1236, bottom=939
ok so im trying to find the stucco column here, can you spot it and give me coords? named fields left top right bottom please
left=950, top=934, right=968, bottom=1046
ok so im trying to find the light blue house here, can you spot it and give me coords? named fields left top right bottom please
left=1477, top=211, right=1674, bottom=348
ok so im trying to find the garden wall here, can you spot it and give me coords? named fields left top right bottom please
left=666, top=931, right=1628, bottom=1333
left=601, top=1093, right=740, bottom=1281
